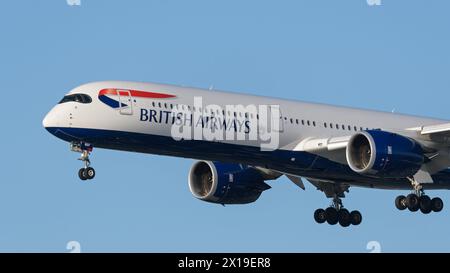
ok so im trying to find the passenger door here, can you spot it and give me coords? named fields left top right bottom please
left=118, top=90, right=133, bottom=115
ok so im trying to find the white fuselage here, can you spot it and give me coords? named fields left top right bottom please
left=43, top=81, right=450, bottom=190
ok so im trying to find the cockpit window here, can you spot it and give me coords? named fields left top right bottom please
left=59, top=94, right=92, bottom=104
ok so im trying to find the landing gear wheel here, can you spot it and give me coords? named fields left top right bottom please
left=431, top=197, right=444, bottom=212
left=78, top=168, right=87, bottom=181
left=85, top=167, right=95, bottom=180
left=325, top=207, right=338, bottom=225
left=72, top=142, right=96, bottom=181
left=350, top=210, right=362, bottom=226
left=419, top=195, right=432, bottom=214
left=314, top=187, right=362, bottom=227
left=338, top=209, right=351, bottom=227
left=406, top=194, right=420, bottom=212
left=314, top=209, right=326, bottom=224
left=395, top=195, right=407, bottom=210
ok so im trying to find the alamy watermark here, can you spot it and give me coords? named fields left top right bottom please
left=66, top=241, right=81, bottom=253
left=366, top=241, right=382, bottom=253
left=66, top=0, right=81, bottom=6
left=367, top=0, right=381, bottom=6
left=139, top=97, right=281, bottom=151
left=67, top=0, right=380, bottom=8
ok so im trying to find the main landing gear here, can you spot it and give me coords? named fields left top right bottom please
left=310, top=182, right=362, bottom=227
left=394, top=177, right=443, bottom=214
left=314, top=197, right=362, bottom=227
left=71, top=142, right=96, bottom=181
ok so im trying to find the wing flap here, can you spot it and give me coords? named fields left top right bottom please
left=285, top=174, right=306, bottom=190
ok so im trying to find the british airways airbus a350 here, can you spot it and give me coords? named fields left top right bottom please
left=43, top=81, right=450, bottom=227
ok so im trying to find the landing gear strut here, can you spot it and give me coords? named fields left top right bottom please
left=394, top=177, right=443, bottom=214
left=314, top=196, right=362, bottom=227
left=71, top=142, right=96, bottom=181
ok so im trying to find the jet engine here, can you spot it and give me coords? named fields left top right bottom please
left=346, top=130, right=424, bottom=178
left=188, top=161, right=271, bottom=204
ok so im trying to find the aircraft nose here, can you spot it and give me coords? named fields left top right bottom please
left=42, top=109, right=57, bottom=128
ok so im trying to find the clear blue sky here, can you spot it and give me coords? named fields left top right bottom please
left=1, top=0, right=450, bottom=252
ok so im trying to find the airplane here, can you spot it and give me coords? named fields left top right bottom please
left=43, top=81, right=450, bottom=227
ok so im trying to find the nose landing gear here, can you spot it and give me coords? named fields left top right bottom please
left=71, top=142, right=96, bottom=181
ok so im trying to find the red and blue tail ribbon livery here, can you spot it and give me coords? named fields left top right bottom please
left=98, top=88, right=176, bottom=109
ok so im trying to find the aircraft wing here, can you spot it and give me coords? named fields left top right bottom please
left=420, top=122, right=450, bottom=136
left=406, top=122, right=450, bottom=145
left=289, top=122, right=450, bottom=153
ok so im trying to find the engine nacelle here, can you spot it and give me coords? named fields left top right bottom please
left=188, top=161, right=271, bottom=204
left=346, top=130, right=424, bottom=178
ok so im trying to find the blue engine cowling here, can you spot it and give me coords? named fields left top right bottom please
left=188, top=161, right=271, bottom=204
left=346, top=130, right=424, bottom=178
